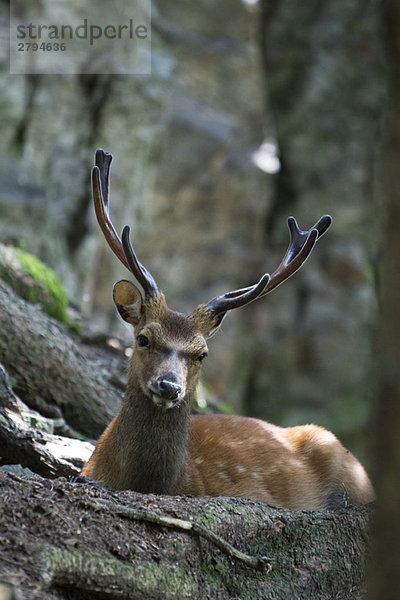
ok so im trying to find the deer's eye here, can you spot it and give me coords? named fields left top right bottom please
left=137, top=334, right=150, bottom=348
left=197, top=352, right=208, bottom=363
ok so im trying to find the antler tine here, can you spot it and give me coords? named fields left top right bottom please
left=92, top=162, right=129, bottom=269
left=259, top=214, right=332, bottom=296
left=204, top=273, right=271, bottom=314
left=95, top=148, right=112, bottom=209
left=122, top=226, right=159, bottom=298
left=204, top=215, right=332, bottom=317
left=92, top=149, right=159, bottom=299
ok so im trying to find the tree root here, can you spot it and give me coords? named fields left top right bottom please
left=87, top=497, right=274, bottom=572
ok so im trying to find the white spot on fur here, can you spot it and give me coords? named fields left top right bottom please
left=317, top=429, right=337, bottom=445
left=226, top=440, right=245, bottom=448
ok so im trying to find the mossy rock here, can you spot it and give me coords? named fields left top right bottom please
left=0, top=243, right=74, bottom=327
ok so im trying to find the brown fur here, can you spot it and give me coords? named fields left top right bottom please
left=82, top=286, right=375, bottom=509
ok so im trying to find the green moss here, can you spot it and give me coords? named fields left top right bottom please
left=13, top=248, right=73, bottom=327
left=132, top=561, right=197, bottom=598
left=39, top=545, right=198, bottom=598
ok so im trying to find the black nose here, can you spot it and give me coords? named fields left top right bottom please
left=157, top=378, right=182, bottom=400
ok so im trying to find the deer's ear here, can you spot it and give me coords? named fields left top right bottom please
left=192, top=306, right=228, bottom=339
left=206, top=312, right=227, bottom=338
left=113, top=280, right=144, bottom=326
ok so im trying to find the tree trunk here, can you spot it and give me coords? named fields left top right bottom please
left=0, top=350, right=94, bottom=478
left=0, top=471, right=371, bottom=600
left=368, top=1, right=400, bottom=598
left=0, top=280, right=122, bottom=438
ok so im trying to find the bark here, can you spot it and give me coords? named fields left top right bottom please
left=39, top=545, right=198, bottom=599
left=0, top=360, right=93, bottom=477
left=0, top=406, right=92, bottom=479
left=0, top=471, right=371, bottom=600
left=0, top=280, right=122, bottom=438
left=367, top=1, right=400, bottom=598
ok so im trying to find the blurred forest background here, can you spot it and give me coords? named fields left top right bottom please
left=0, top=0, right=390, bottom=470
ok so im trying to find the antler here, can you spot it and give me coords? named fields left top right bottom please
left=204, top=214, right=332, bottom=316
left=92, top=149, right=159, bottom=299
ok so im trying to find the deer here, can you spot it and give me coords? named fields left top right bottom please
left=81, top=149, right=375, bottom=510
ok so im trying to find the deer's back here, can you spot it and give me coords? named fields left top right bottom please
left=179, top=414, right=374, bottom=509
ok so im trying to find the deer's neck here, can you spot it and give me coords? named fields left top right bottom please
left=116, top=388, right=192, bottom=494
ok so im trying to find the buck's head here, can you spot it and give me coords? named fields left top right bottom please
left=112, top=280, right=214, bottom=409
left=92, top=149, right=331, bottom=410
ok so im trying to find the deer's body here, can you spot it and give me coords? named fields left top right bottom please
left=81, top=149, right=375, bottom=509
left=83, top=411, right=373, bottom=509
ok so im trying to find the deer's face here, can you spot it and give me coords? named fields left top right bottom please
left=132, top=314, right=209, bottom=409
left=114, top=281, right=212, bottom=410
